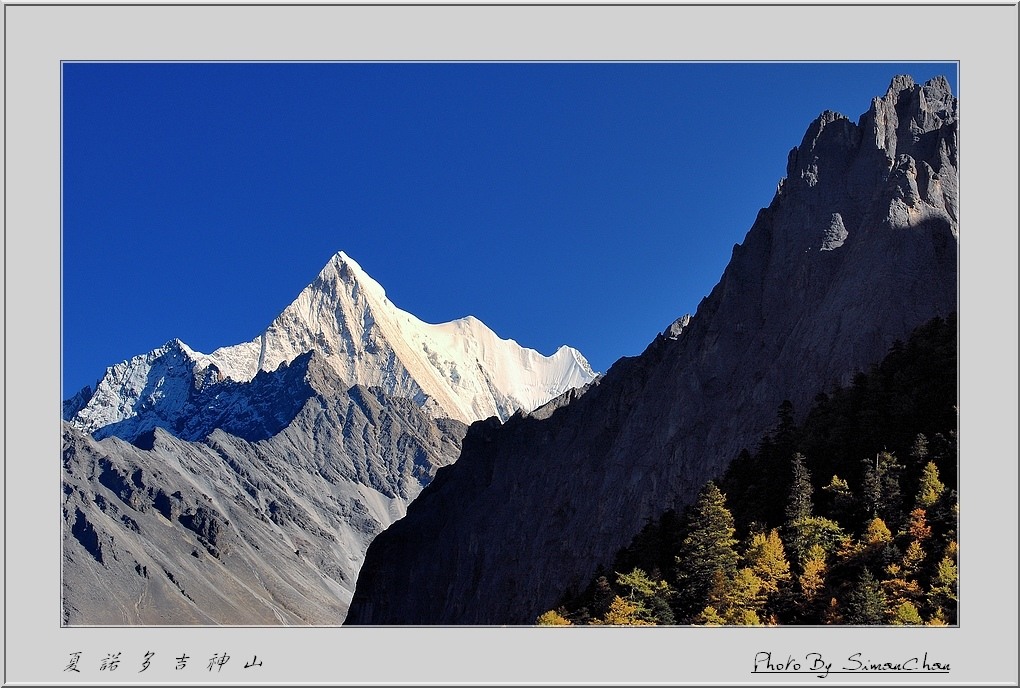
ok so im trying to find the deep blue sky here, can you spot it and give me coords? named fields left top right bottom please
left=62, top=62, right=957, bottom=396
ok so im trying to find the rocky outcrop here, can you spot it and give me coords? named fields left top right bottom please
left=345, top=75, right=958, bottom=625
left=62, top=353, right=466, bottom=625
left=75, top=349, right=343, bottom=444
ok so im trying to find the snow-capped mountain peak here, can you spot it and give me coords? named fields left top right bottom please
left=65, top=251, right=599, bottom=438
left=62, top=337, right=209, bottom=437
left=203, top=249, right=599, bottom=424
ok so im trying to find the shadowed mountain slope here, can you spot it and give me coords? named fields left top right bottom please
left=345, top=75, right=959, bottom=625
left=62, top=353, right=467, bottom=624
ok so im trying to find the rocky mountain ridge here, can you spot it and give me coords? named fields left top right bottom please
left=62, top=252, right=596, bottom=624
left=64, top=251, right=597, bottom=440
left=62, top=352, right=467, bottom=624
left=345, top=74, right=959, bottom=625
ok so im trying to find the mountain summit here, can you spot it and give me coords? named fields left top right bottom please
left=345, top=75, right=959, bottom=625
left=202, top=251, right=597, bottom=425
left=64, top=251, right=597, bottom=441
left=62, top=251, right=595, bottom=624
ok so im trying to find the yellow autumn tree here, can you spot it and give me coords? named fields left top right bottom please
left=890, top=601, right=924, bottom=625
left=745, top=529, right=792, bottom=596
left=594, top=596, right=654, bottom=626
left=799, top=545, right=827, bottom=602
left=862, top=517, right=892, bottom=552
left=915, top=462, right=945, bottom=509
left=536, top=609, right=572, bottom=625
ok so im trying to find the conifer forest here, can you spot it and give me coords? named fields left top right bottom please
left=538, top=314, right=958, bottom=626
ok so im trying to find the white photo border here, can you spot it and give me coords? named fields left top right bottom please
left=4, top=3, right=1018, bottom=685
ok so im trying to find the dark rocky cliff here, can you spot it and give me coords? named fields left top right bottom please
left=345, top=75, right=959, bottom=625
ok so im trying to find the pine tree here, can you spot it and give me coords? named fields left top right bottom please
left=909, top=433, right=929, bottom=466
left=786, top=453, right=813, bottom=524
left=877, top=452, right=905, bottom=529
left=844, top=568, right=888, bottom=625
left=927, top=489, right=958, bottom=549
left=616, top=567, right=657, bottom=599
left=860, top=452, right=904, bottom=528
left=787, top=516, right=845, bottom=567
left=589, top=575, right=615, bottom=620
left=821, top=475, right=854, bottom=522
left=674, top=482, right=739, bottom=621
left=785, top=453, right=824, bottom=565
left=928, top=432, right=957, bottom=488
left=645, top=593, right=677, bottom=625
left=861, top=455, right=883, bottom=518
left=616, top=568, right=675, bottom=625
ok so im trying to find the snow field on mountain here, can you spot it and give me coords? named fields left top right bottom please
left=67, top=250, right=598, bottom=436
